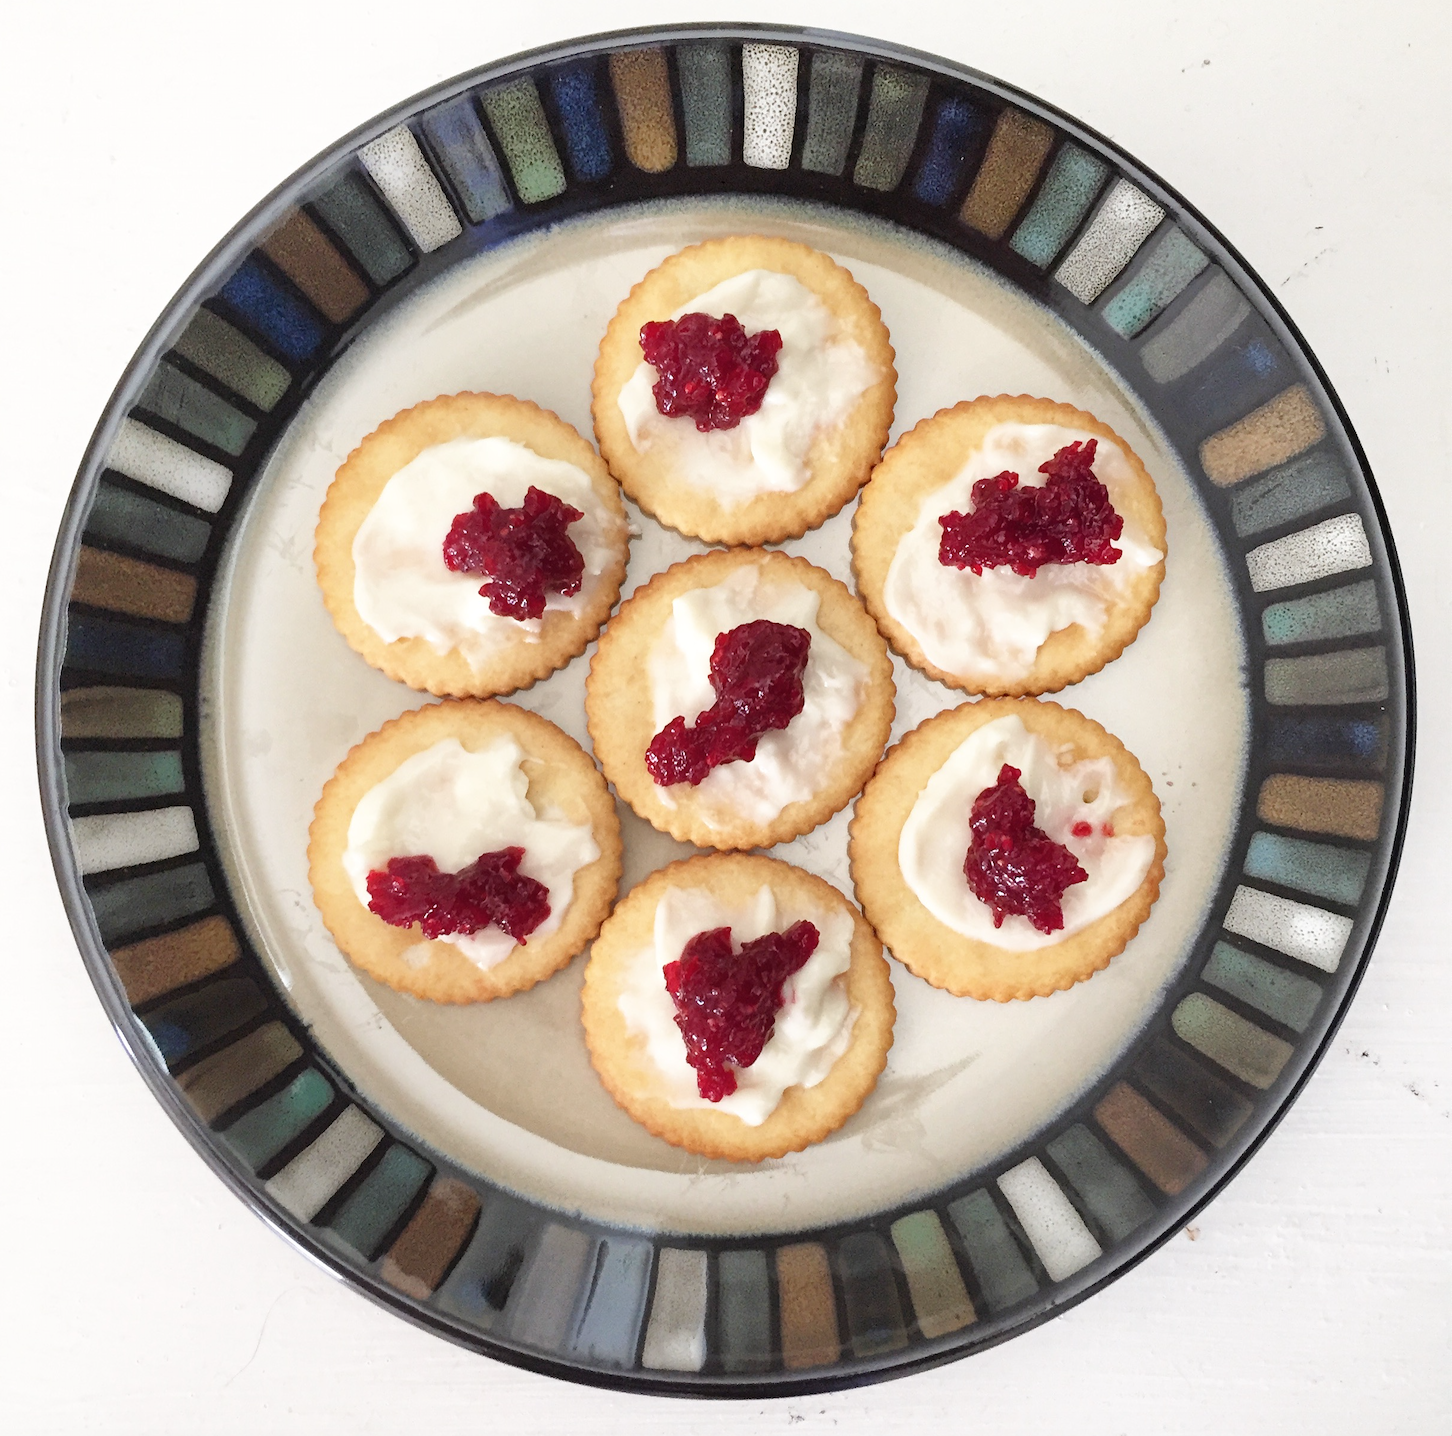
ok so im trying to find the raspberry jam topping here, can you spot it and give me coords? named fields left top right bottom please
left=664, top=921, right=820, bottom=1101
left=964, top=764, right=1088, bottom=934
left=938, top=439, right=1124, bottom=578
left=366, top=846, right=550, bottom=942
left=639, top=311, right=784, bottom=432
left=442, top=485, right=584, bottom=621
left=645, top=620, right=811, bottom=787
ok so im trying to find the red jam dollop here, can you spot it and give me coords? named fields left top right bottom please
left=938, top=439, right=1124, bottom=578
left=366, top=846, right=550, bottom=942
left=664, top=921, right=820, bottom=1101
left=442, top=485, right=584, bottom=621
left=645, top=620, right=811, bottom=787
left=964, top=764, right=1088, bottom=935
left=639, top=311, right=784, bottom=432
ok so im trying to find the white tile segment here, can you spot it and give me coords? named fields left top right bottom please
left=105, top=418, right=232, bottom=513
left=264, top=1107, right=382, bottom=1221
left=1247, top=512, right=1372, bottom=592
left=640, top=1247, right=708, bottom=1371
left=71, top=805, right=199, bottom=875
left=741, top=43, right=799, bottom=169
left=359, top=126, right=463, bottom=252
left=997, top=1156, right=1102, bottom=1282
left=1224, top=885, right=1354, bottom=973
left=1053, top=179, right=1165, bottom=303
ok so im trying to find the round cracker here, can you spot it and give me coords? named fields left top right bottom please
left=582, top=853, right=895, bottom=1162
left=586, top=549, right=895, bottom=850
left=308, top=700, right=622, bottom=1004
left=591, top=236, right=897, bottom=545
left=852, top=395, right=1166, bottom=696
left=849, top=698, right=1166, bottom=1001
left=316, top=392, right=630, bottom=697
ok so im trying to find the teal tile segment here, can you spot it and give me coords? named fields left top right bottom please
left=501, top=1222, right=595, bottom=1351
left=717, top=1249, right=772, bottom=1374
left=946, top=1189, right=1037, bottom=1313
left=221, top=1068, right=333, bottom=1170
left=1010, top=144, right=1108, bottom=267
left=311, top=172, right=412, bottom=286
left=1203, top=940, right=1324, bottom=1033
left=1262, top=579, right=1381, bottom=647
left=568, top=1236, right=653, bottom=1368
left=328, top=1143, right=432, bottom=1259
left=1102, top=226, right=1209, bottom=337
left=1265, top=647, right=1388, bottom=706
left=481, top=79, right=567, bottom=203
left=435, top=1194, right=536, bottom=1327
left=1244, top=832, right=1370, bottom=904
left=1230, top=448, right=1353, bottom=537
left=420, top=95, right=513, bottom=223
left=172, top=309, right=290, bottom=412
left=141, top=977, right=265, bottom=1067
left=676, top=42, right=732, bottom=166
left=64, top=750, right=184, bottom=806
left=138, top=361, right=256, bottom=457
left=89, top=861, right=215, bottom=944
left=1045, top=1125, right=1156, bottom=1244
left=800, top=50, right=863, bottom=176
left=853, top=65, right=930, bottom=191
left=85, top=482, right=211, bottom=565
left=836, top=1232, right=908, bottom=1358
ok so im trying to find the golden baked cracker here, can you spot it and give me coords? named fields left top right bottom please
left=852, top=395, right=1167, bottom=696
left=582, top=854, right=895, bottom=1161
left=308, top=699, right=622, bottom=1004
left=849, top=698, right=1165, bottom=1001
left=591, top=236, right=897, bottom=545
left=585, top=548, right=895, bottom=850
left=315, top=392, right=630, bottom=697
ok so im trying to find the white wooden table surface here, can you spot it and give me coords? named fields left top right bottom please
left=3, top=2, right=1447, bottom=1429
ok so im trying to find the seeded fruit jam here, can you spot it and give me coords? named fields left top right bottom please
left=443, top=485, right=584, bottom=621
left=639, top=312, right=783, bottom=432
left=964, top=764, right=1088, bottom=934
left=646, top=620, right=810, bottom=787
left=366, top=846, right=550, bottom=942
left=938, top=439, right=1124, bottom=578
left=664, top=921, right=821, bottom=1101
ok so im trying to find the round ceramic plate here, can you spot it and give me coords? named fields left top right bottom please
left=38, top=23, right=1412, bottom=1395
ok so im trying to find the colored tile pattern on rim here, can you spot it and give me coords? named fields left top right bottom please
left=38, top=24, right=1409, bottom=1395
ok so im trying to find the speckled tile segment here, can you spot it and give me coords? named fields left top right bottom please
left=60, top=686, right=184, bottom=741
left=889, top=1211, right=975, bottom=1338
left=1230, top=448, right=1353, bottom=537
left=1102, top=225, right=1208, bottom=336
left=959, top=108, right=1054, bottom=239
left=676, top=42, right=732, bottom=167
left=998, top=1156, right=1102, bottom=1281
left=800, top=49, right=862, bottom=176
left=84, top=482, right=211, bottom=565
left=945, top=1189, right=1037, bottom=1313
left=265, top=1106, right=383, bottom=1222
left=176, top=1021, right=303, bottom=1124
left=1203, top=940, right=1325, bottom=1033
left=1224, top=885, right=1353, bottom=972
left=549, top=64, right=613, bottom=184
left=105, top=418, right=231, bottom=513
left=110, top=913, right=239, bottom=1006
left=776, top=1242, right=840, bottom=1369
left=89, top=862, right=215, bottom=944
left=568, top=1236, right=653, bottom=1368
left=141, top=976, right=268, bottom=1068
left=717, top=1248, right=773, bottom=1373
left=1139, top=269, right=1250, bottom=384
left=1247, top=512, right=1371, bottom=592
left=138, top=361, right=255, bottom=456
left=1201, top=384, right=1327, bottom=485
left=640, top=1247, right=708, bottom=1372
left=70, top=547, right=196, bottom=624
left=500, top=1221, right=595, bottom=1352
left=260, top=209, right=369, bottom=322
left=310, top=172, right=412, bottom=285
left=1265, top=647, right=1388, bottom=707
left=742, top=43, right=799, bottom=169
left=481, top=80, right=567, bottom=203
left=1258, top=773, right=1384, bottom=841
left=359, top=126, right=462, bottom=253
left=65, top=749, right=184, bottom=808
left=420, top=96, right=513, bottom=223
left=609, top=49, right=677, bottom=173
left=1010, top=144, right=1108, bottom=267
left=171, top=308, right=290, bottom=412
left=1244, top=832, right=1371, bottom=905
left=220, top=1067, right=332, bottom=1169
left=72, top=805, right=198, bottom=875
left=1093, top=1082, right=1208, bottom=1195
left=1172, top=994, right=1293, bottom=1088
left=853, top=65, right=929, bottom=191
left=1053, top=179, right=1165, bottom=303
left=380, top=1176, right=481, bottom=1299
left=1133, top=1036, right=1253, bottom=1148
left=328, top=1145, right=432, bottom=1260
left=218, top=257, right=324, bottom=362
left=912, top=95, right=986, bottom=206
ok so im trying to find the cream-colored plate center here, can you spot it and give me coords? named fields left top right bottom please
left=202, top=197, right=1247, bottom=1237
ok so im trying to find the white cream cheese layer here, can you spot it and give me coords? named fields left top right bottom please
left=882, top=423, right=1164, bottom=682
left=351, top=435, right=617, bottom=670
left=617, top=269, right=879, bottom=504
left=618, top=883, right=857, bottom=1126
left=342, top=736, right=599, bottom=970
left=648, top=564, right=867, bottom=827
left=899, top=715, right=1156, bottom=951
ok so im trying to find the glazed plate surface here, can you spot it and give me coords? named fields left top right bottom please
left=39, top=25, right=1411, bottom=1393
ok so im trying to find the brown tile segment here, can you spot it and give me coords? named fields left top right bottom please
left=1199, top=384, right=1327, bottom=486
left=177, top=1021, right=303, bottom=1123
left=1258, top=774, right=1384, bottom=841
left=1094, top=1082, right=1208, bottom=1195
left=260, top=209, right=369, bottom=323
left=381, top=1177, right=481, bottom=1299
left=776, top=1242, right=841, bottom=1369
left=958, top=109, right=1055, bottom=239
left=610, top=49, right=678, bottom=172
left=71, top=547, right=197, bottom=623
left=111, top=914, right=241, bottom=1006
